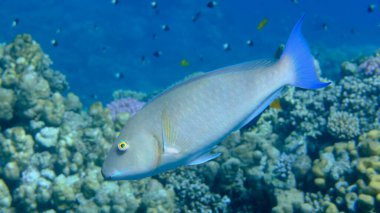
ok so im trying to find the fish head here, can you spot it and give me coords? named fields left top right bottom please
left=101, top=130, right=159, bottom=180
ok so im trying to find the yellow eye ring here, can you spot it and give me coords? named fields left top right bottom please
left=117, top=141, right=129, bottom=151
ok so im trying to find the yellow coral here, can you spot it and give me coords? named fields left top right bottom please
left=357, top=158, right=378, bottom=175
left=314, top=178, right=326, bottom=188
left=312, top=159, right=327, bottom=178
left=347, top=141, right=356, bottom=151
left=325, top=203, right=339, bottom=213
left=358, top=194, right=374, bottom=211
left=376, top=193, right=380, bottom=203
left=367, top=129, right=380, bottom=140
left=369, top=179, right=380, bottom=194
left=334, top=142, right=348, bottom=153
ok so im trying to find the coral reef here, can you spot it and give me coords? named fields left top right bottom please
left=327, top=111, right=360, bottom=140
left=306, top=129, right=380, bottom=212
left=359, top=54, right=380, bottom=76
left=106, top=97, right=146, bottom=121
left=0, top=35, right=175, bottom=212
left=0, top=179, right=12, bottom=212
left=180, top=50, right=380, bottom=212
left=1, top=34, right=380, bottom=213
left=158, top=168, right=230, bottom=213
left=112, top=89, right=148, bottom=101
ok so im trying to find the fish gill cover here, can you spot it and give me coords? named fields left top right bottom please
left=0, top=0, right=379, bottom=212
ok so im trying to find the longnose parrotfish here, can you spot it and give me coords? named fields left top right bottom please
left=102, top=16, right=330, bottom=180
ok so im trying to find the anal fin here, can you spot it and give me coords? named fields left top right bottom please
left=187, top=152, right=221, bottom=166
left=235, top=88, right=283, bottom=130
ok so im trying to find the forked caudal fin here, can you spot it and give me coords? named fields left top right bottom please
left=280, top=15, right=330, bottom=89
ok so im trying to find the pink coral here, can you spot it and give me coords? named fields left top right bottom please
left=359, top=56, right=380, bottom=76
left=106, top=98, right=145, bottom=121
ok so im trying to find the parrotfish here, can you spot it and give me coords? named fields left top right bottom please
left=102, top=17, right=330, bottom=180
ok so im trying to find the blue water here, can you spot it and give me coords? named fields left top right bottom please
left=0, top=0, right=379, bottom=105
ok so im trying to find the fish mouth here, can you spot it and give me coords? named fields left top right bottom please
left=101, top=167, right=152, bottom=181
left=101, top=167, right=129, bottom=180
left=101, top=168, right=114, bottom=180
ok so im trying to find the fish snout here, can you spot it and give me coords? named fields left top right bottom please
left=101, top=167, right=115, bottom=180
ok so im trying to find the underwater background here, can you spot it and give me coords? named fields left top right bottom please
left=0, top=0, right=380, bottom=212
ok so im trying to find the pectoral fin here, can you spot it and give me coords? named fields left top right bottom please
left=161, top=109, right=180, bottom=155
left=187, top=152, right=221, bottom=166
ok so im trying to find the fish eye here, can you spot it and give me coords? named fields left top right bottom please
left=117, top=141, right=129, bottom=151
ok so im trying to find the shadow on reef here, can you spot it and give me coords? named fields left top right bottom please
left=0, top=34, right=380, bottom=212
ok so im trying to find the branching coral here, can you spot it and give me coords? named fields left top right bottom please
left=158, top=168, right=230, bottom=213
left=327, top=111, right=360, bottom=140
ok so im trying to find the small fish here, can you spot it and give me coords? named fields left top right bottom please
left=115, top=72, right=124, bottom=79
left=153, top=51, right=162, bottom=57
left=192, top=11, right=202, bottom=22
left=90, top=94, right=98, bottom=100
left=322, top=23, right=328, bottom=31
left=101, top=46, right=108, bottom=53
left=180, top=59, right=190, bottom=67
left=368, top=4, right=376, bottom=13
left=207, top=1, right=217, bottom=8
left=12, top=18, right=19, bottom=27
left=151, top=1, right=157, bottom=9
left=223, top=43, right=231, bottom=51
left=162, top=24, right=170, bottom=31
left=111, top=0, right=119, bottom=5
left=269, top=99, right=282, bottom=110
left=274, top=44, right=285, bottom=59
left=51, top=39, right=58, bottom=47
left=246, top=40, right=254, bottom=47
left=102, top=16, right=330, bottom=180
left=56, top=27, right=62, bottom=34
left=257, top=18, right=268, bottom=30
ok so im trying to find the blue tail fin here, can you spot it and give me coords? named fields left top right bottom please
left=280, top=15, right=330, bottom=89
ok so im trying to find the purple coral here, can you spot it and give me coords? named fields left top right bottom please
left=106, top=98, right=145, bottom=121
left=359, top=56, right=380, bottom=76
